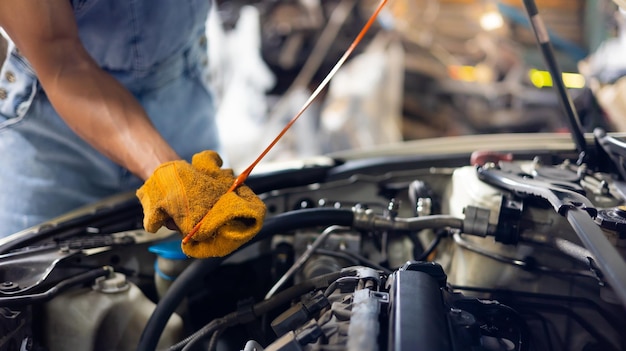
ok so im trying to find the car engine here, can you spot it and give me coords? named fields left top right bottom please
left=1, top=0, right=626, bottom=349
left=0, top=132, right=625, bottom=351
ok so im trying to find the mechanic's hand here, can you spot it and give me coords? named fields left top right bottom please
left=136, top=150, right=266, bottom=258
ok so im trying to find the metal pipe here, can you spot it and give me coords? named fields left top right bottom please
left=353, top=209, right=463, bottom=232
left=265, top=225, right=349, bottom=300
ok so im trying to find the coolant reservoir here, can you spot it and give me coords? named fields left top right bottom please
left=43, top=271, right=183, bottom=351
left=445, top=165, right=525, bottom=287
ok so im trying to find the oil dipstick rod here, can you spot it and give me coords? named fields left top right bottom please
left=227, top=0, right=390, bottom=193
left=182, top=0, right=389, bottom=244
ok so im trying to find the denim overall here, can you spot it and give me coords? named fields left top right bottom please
left=0, top=0, right=220, bottom=237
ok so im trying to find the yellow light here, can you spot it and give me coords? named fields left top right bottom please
left=530, top=69, right=550, bottom=88
left=563, top=73, right=586, bottom=89
left=448, top=65, right=477, bottom=82
left=529, top=69, right=586, bottom=89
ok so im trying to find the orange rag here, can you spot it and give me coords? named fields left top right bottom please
left=136, top=150, right=266, bottom=258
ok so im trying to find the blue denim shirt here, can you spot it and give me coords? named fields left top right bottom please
left=0, top=0, right=220, bottom=236
left=73, top=0, right=210, bottom=89
left=2, top=0, right=212, bottom=119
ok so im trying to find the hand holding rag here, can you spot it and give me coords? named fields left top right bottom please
left=136, top=150, right=266, bottom=258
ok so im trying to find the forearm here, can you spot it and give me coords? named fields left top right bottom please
left=41, top=48, right=180, bottom=180
left=0, top=1, right=180, bottom=180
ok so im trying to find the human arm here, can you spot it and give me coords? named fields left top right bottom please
left=0, top=0, right=179, bottom=180
left=0, top=1, right=266, bottom=256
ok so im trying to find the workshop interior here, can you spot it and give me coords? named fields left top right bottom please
left=2, top=0, right=626, bottom=350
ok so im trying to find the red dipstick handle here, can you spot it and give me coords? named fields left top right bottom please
left=183, top=0, right=389, bottom=245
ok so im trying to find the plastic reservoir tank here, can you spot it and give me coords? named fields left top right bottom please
left=43, top=271, right=183, bottom=351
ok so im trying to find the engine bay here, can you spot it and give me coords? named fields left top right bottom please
left=0, top=132, right=625, bottom=351
left=1, top=0, right=626, bottom=350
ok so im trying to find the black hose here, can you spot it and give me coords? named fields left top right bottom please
left=206, top=326, right=224, bottom=351
left=137, top=208, right=354, bottom=351
left=170, top=270, right=343, bottom=351
left=324, top=276, right=360, bottom=297
left=331, top=250, right=392, bottom=274
left=416, top=230, right=447, bottom=261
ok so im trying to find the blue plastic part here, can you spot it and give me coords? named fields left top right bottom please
left=153, top=261, right=177, bottom=281
left=148, top=240, right=188, bottom=260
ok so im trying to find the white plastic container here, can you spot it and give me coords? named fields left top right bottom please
left=43, top=272, right=183, bottom=351
left=445, top=165, right=526, bottom=287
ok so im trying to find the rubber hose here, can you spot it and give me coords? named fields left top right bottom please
left=172, top=270, right=343, bottom=351
left=137, top=208, right=354, bottom=351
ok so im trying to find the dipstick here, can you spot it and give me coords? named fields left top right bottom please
left=228, top=0, right=389, bottom=193
left=183, top=0, right=389, bottom=245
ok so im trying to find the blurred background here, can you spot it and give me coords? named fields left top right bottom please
left=206, top=0, right=625, bottom=171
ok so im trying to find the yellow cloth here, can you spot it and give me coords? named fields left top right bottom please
left=136, top=151, right=266, bottom=258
